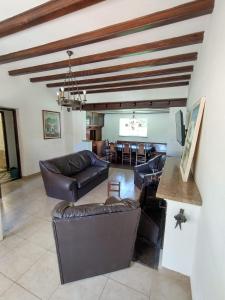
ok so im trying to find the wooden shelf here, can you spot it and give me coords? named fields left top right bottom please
left=157, top=157, right=202, bottom=206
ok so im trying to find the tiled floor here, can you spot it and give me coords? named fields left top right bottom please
left=0, top=168, right=192, bottom=300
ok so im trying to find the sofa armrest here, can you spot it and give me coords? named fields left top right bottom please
left=40, top=162, right=79, bottom=202
left=94, top=158, right=110, bottom=168
left=50, top=173, right=78, bottom=191
left=143, top=171, right=162, bottom=184
left=134, top=163, right=150, bottom=173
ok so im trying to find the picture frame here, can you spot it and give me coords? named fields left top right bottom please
left=42, top=110, right=61, bottom=139
left=180, top=97, right=205, bottom=182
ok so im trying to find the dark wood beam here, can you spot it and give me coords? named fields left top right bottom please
left=65, top=75, right=191, bottom=91
left=0, top=0, right=104, bottom=38
left=71, top=81, right=189, bottom=94
left=46, top=65, right=194, bottom=87
left=83, top=98, right=187, bottom=111
left=0, top=0, right=214, bottom=64
left=9, top=32, right=203, bottom=76
left=30, top=53, right=197, bottom=82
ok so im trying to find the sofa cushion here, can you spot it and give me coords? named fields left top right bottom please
left=73, top=166, right=106, bottom=188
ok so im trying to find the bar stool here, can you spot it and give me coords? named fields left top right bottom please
left=136, top=143, right=146, bottom=165
left=122, top=143, right=131, bottom=165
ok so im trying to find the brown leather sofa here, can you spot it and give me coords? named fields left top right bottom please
left=134, top=154, right=166, bottom=189
left=52, top=197, right=141, bottom=284
left=40, top=150, right=110, bottom=202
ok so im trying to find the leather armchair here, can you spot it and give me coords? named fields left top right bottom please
left=40, top=150, right=110, bottom=202
left=52, top=197, right=141, bottom=284
left=134, top=155, right=166, bottom=189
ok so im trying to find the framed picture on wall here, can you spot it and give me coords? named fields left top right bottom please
left=180, top=97, right=205, bottom=182
left=42, top=110, right=61, bottom=139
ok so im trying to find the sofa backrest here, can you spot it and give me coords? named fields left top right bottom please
left=40, top=150, right=96, bottom=176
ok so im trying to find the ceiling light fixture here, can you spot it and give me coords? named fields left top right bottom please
left=56, top=50, right=87, bottom=112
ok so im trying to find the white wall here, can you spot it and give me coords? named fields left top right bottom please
left=102, top=112, right=169, bottom=143
left=102, top=109, right=184, bottom=156
left=187, top=1, right=225, bottom=299
left=0, top=67, right=86, bottom=176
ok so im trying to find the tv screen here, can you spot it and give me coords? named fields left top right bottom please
left=175, top=110, right=185, bottom=146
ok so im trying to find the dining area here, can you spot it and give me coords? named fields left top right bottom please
left=93, top=140, right=167, bottom=166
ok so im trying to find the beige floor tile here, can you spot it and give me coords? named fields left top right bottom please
left=15, top=217, right=44, bottom=239
left=13, top=240, right=47, bottom=261
left=26, top=225, right=55, bottom=250
left=0, top=273, right=13, bottom=296
left=0, top=244, right=8, bottom=259
left=18, top=252, right=60, bottom=299
left=50, top=275, right=108, bottom=300
left=108, top=262, right=152, bottom=296
left=0, top=251, right=35, bottom=281
left=0, top=283, right=39, bottom=300
left=150, top=270, right=192, bottom=300
left=0, top=233, right=24, bottom=250
left=100, top=279, right=148, bottom=300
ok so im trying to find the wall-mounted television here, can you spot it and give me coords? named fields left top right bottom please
left=175, top=110, right=186, bottom=146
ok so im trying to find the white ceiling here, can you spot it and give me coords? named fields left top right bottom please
left=0, top=0, right=212, bottom=103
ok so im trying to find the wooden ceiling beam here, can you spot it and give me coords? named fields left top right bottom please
left=30, top=52, right=197, bottom=82
left=9, top=32, right=203, bottom=76
left=65, top=75, right=191, bottom=91
left=46, top=65, right=194, bottom=87
left=71, top=81, right=189, bottom=94
left=0, top=0, right=214, bottom=64
left=83, top=98, right=187, bottom=111
left=0, top=0, right=104, bottom=38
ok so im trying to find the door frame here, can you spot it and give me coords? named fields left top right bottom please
left=0, top=107, right=22, bottom=179
left=0, top=111, right=9, bottom=170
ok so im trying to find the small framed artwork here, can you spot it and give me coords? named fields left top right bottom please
left=180, top=97, right=205, bottom=182
left=42, top=110, right=61, bottom=139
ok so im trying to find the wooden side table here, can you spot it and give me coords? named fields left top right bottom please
left=107, top=181, right=120, bottom=197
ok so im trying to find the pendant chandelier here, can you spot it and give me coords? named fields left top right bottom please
left=56, top=50, right=87, bottom=112
left=126, top=112, right=143, bottom=131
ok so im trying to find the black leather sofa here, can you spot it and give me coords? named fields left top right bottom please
left=40, top=150, right=110, bottom=202
left=52, top=197, right=141, bottom=284
left=134, top=154, right=166, bottom=189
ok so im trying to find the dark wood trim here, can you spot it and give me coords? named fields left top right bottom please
left=82, top=98, right=187, bottom=111
left=0, top=108, right=22, bottom=179
left=0, top=111, right=9, bottom=170
left=65, top=75, right=190, bottom=91
left=0, top=0, right=214, bottom=64
left=71, top=81, right=189, bottom=94
left=30, top=53, right=197, bottom=82
left=9, top=32, right=203, bottom=76
left=46, top=65, right=194, bottom=87
left=0, top=0, right=104, bottom=38
left=12, top=110, right=22, bottom=179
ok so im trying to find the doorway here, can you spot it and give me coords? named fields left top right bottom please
left=0, top=108, right=21, bottom=181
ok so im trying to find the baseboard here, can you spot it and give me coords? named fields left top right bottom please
left=22, top=172, right=41, bottom=179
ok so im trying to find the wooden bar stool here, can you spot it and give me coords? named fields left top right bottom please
left=108, top=181, right=120, bottom=197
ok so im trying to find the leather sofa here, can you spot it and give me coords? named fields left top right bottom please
left=134, top=154, right=166, bottom=189
left=52, top=197, right=141, bottom=284
left=40, top=150, right=110, bottom=202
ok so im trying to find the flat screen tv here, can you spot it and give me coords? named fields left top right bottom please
left=175, top=110, right=186, bottom=146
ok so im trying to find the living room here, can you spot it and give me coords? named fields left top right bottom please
left=0, top=1, right=224, bottom=300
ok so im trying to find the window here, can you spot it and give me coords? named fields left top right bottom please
left=119, top=117, right=147, bottom=137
